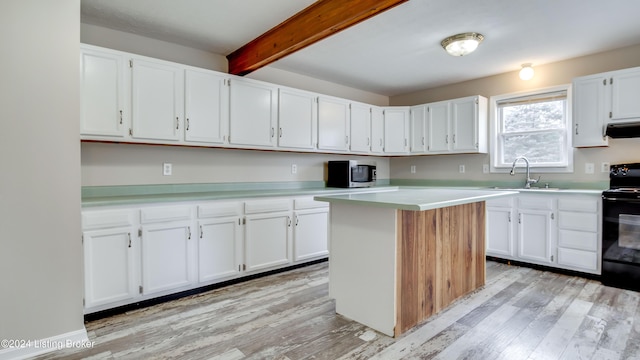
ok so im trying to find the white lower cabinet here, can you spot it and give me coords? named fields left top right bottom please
left=140, top=205, right=196, bottom=296
left=293, top=197, right=330, bottom=262
left=486, top=193, right=601, bottom=274
left=82, top=195, right=331, bottom=314
left=82, top=210, right=138, bottom=309
left=244, top=198, right=293, bottom=272
left=197, top=202, right=243, bottom=283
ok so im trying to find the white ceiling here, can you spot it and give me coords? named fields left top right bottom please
left=81, top=0, right=640, bottom=96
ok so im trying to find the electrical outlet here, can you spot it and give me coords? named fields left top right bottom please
left=410, top=165, right=416, bottom=174
left=459, top=165, right=465, bottom=173
left=163, top=163, right=172, bottom=176
left=585, top=163, right=594, bottom=174
left=601, top=162, right=610, bottom=173
left=291, top=164, right=297, bottom=174
left=482, top=164, right=489, bottom=174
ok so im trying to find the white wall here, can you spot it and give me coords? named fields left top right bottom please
left=0, top=0, right=84, bottom=345
left=80, top=24, right=391, bottom=187
left=390, top=44, right=640, bottom=187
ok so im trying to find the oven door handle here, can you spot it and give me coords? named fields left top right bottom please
left=603, top=196, right=640, bottom=203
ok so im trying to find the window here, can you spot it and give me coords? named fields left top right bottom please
left=490, top=85, right=573, bottom=173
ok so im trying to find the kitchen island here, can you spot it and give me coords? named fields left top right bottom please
left=314, top=188, right=517, bottom=337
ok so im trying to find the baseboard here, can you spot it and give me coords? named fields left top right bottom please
left=0, top=327, right=89, bottom=360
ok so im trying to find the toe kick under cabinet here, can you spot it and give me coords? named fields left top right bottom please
left=486, top=192, right=601, bottom=275
left=81, top=195, right=329, bottom=314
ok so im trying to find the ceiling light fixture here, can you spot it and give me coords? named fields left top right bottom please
left=441, top=32, right=484, bottom=56
left=519, top=63, right=534, bottom=80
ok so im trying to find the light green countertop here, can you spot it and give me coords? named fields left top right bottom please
left=314, top=188, right=519, bottom=211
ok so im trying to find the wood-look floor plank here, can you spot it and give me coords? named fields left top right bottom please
left=32, top=261, right=640, bottom=360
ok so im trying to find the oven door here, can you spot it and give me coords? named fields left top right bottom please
left=602, top=196, right=640, bottom=290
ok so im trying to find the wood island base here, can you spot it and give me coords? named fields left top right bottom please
left=328, top=201, right=486, bottom=337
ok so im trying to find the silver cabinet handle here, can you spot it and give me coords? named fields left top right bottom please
left=187, top=226, right=191, bottom=240
left=346, top=135, right=349, bottom=144
left=186, top=118, right=190, bottom=131
left=295, top=216, right=299, bottom=226
left=575, top=123, right=579, bottom=135
left=176, top=117, right=179, bottom=130
left=279, top=128, right=283, bottom=138
left=127, top=232, right=131, bottom=248
left=200, top=225, right=203, bottom=238
left=119, top=110, right=123, bottom=125
left=446, top=135, right=449, bottom=144
left=271, top=127, right=275, bottom=138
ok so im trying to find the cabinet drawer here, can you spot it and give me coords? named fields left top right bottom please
left=294, top=197, right=329, bottom=210
left=198, top=202, right=242, bottom=218
left=140, top=205, right=192, bottom=224
left=518, top=196, right=554, bottom=210
left=558, top=197, right=598, bottom=212
left=557, top=247, right=598, bottom=272
left=82, top=209, right=136, bottom=230
left=558, top=229, right=598, bottom=251
left=558, top=211, right=598, bottom=232
left=244, top=198, right=291, bottom=214
left=486, top=196, right=514, bottom=208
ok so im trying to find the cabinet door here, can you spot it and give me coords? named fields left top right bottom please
left=229, top=78, right=277, bottom=148
left=184, top=69, right=229, bottom=144
left=451, top=96, right=479, bottom=152
left=410, top=105, right=427, bottom=153
left=83, top=227, right=137, bottom=308
left=318, top=96, right=350, bottom=151
left=141, top=221, right=194, bottom=295
left=572, top=75, right=608, bottom=147
left=198, top=217, right=241, bottom=282
left=80, top=46, right=127, bottom=138
left=383, top=107, right=409, bottom=154
left=131, top=58, right=183, bottom=141
left=611, top=68, right=640, bottom=121
left=294, top=208, right=329, bottom=262
left=349, top=102, right=371, bottom=153
left=370, top=106, right=385, bottom=154
left=517, top=209, right=554, bottom=265
left=278, top=87, right=317, bottom=150
left=427, top=101, right=451, bottom=152
left=244, top=212, right=292, bottom=272
left=486, top=207, right=515, bottom=258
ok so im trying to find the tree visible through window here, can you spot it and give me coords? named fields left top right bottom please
left=493, top=87, right=571, bottom=170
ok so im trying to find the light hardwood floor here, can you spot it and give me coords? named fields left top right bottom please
left=36, top=261, right=640, bottom=360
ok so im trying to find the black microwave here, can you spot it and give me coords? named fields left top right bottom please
left=327, top=160, right=377, bottom=188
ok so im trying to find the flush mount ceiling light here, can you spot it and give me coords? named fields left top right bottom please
left=441, top=32, right=484, bottom=56
left=519, top=63, right=535, bottom=80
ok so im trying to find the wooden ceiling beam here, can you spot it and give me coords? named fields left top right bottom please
left=227, top=0, right=409, bottom=76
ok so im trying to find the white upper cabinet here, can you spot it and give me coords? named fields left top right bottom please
left=426, top=96, right=487, bottom=154
left=383, top=107, right=409, bottom=154
left=131, top=57, right=183, bottom=142
left=318, top=95, right=350, bottom=152
left=370, top=106, right=385, bottom=154
left=184, top=68, right=229, bottom=145
left=572, top=74, right=609, bottom=147
left=277, top=87, right=317, bottom=150
left=80, top=45, right=127, bottom=139
left=349, top=102, right=372, bottom=153
left=427, top=100, right=451, bottom=153
left=572, top=66, right=640, bottom=147
left=610, top=67, right=640, bottom=122
left=229, top=78, right=278, bottom=148
left=410, top=104, right=427, bottom=153
left=451, top=96, right=486, bottom=153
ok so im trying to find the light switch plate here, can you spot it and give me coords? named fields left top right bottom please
left=410, top=165, right=416, bottom=174
left=291, top=164, right=297, bottom=174
left=459, top=165, right=465, bottom=173
left=163, top=163, right=172, bottom=176
left=601, top=162, right=610, bottom=173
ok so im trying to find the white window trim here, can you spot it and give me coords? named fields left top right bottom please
left=489, top=84, right=574, bottom=174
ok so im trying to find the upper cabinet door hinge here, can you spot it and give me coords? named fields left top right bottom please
left=129, top=59, right=133, bottom=68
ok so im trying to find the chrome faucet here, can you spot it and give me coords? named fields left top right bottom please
left=510, top=156, right=540, bottom=189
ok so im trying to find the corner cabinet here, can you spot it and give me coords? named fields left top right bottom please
left=228, top=78, right=278, bottom=148
left=383, top=107, right=410, bottom=154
